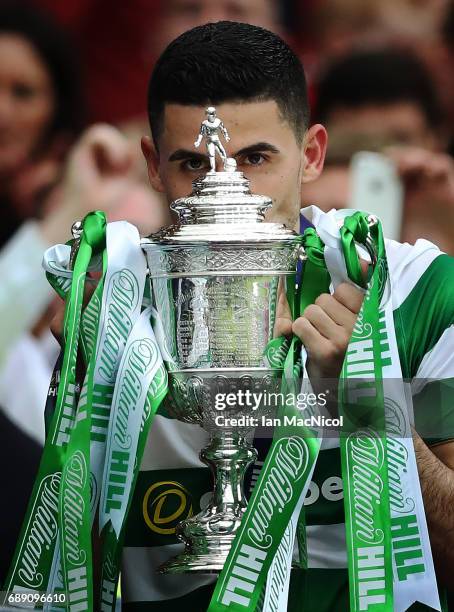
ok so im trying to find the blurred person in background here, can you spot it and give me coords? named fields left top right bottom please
left=0, top=1, right=171, bottom=583
left=303, top=0, right=450, bottom=53
left=302, top=48, right=454, bottom=253
left=31, top=0, right=160, bottom=125
left=297, top=0, right=454, bottom=150
left=443, top=0, right=454, bottom=155
left=377, top=0, right=450, bottom=44
left=299, top=0, right=383, bottom=60
left=0, top=2, right=170, bottom=444
left=0, top=0, right=85, bottom=443
left=0, top=1, right=84, bottom=247
left=32, top=0, right=283, bottom=125
left=149, top=0, right=283, bottom=57
left=0, top=0, right=85, bottom=582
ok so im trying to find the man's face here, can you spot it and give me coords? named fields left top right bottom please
left=324, top=102, right=438, bottom=149
left=146, top=100, right=314, bottom=230
left=152, top=0, right=280, bottom=56
left=300, top=101, right=441, bottom=215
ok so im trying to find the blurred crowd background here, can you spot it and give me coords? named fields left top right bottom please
left=1, top=0, right=454, bottom=586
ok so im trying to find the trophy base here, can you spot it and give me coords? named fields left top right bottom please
left=158, top=507, right=244, bottom=574
left=159, top=432, right=257, bottom=575
left=160, top=553, right=302, bottom=574
left=159, top=551, right=226, bottom=574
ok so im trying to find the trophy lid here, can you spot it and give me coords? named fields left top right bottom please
left=145, top=108, right=297, bottom=246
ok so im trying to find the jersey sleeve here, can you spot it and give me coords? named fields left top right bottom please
left=393, top=253, right=454, bottom=446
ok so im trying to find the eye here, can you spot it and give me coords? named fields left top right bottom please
left=13, top=83, right=36, bottom=100
left=182, top=158, right=206, bottom=171
left=243, top=153, right=266, bottom=166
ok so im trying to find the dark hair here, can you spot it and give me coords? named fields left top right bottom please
left=0, top=1, right=85, bottom=145
left=443, top=1, right=454, bottom=52
left=315, top=49, right=442, bottom=129
left=148, top=21, right=309, bottom=146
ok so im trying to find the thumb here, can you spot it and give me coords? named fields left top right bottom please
left=360, top=258, right=369, bottom=282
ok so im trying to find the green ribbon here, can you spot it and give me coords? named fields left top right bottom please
left=338, top=212, right=393, bottom=611
left=339, top=212, right=370, bottom=289
left=57, top=212, right=106, bottom=610
left=45, top=218, right=160, bottom=611
left=299, top=228, right=331, bottom=309
left=9, top=215, right=167, bottom=611
left=292, top=229, right=331, bottom=574
left=2, top=212, right=106, bottom=607
left=99, top=380, right=168, bottom=610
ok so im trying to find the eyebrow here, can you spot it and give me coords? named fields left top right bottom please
left=235, top=142, right=280, bottom=156
left=168, top=149, right=206, bottom=162
left=168, top=141, right=280, bottom=162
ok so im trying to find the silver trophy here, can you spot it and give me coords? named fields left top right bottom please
left=141, top=108, right=302, bottom=573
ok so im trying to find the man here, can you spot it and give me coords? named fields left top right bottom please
left=315, top=48, right=443, bottom=149
left=43, top=21, right=454, bottom=611
left=92, top=21, right=454, bottom=611
left=301, top=48, right=454, bottom=254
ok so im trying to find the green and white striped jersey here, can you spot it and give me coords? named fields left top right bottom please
left=121, top=236, right=454, bottom=612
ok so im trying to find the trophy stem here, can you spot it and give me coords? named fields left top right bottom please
left=203, top=431, right=256, bottom=511
left=159, top=430, right=257, bottom=574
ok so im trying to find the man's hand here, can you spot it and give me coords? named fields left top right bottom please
left=292, top=283, right=365, bottom=380
left=386, top=146, right=454, bottom=252
left=40, top=124, right=172, bottom=244
left=50, top=280, right=97, bottom=345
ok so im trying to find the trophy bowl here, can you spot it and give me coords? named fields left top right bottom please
left=141, top=110, right=302, bottom=573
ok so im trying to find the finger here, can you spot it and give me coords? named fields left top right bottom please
left=50, top=277, right=98, bottom=345
left=407, top=153, right=453, bottom=181
left=302, top=303, right=341, bottom=339
left=50, top=296, right=65, bottom=344
left=79, top=124, right=132, bottom=177
left=333, top=282, right=364, bottom=314
left=359, top=258, right=369, bottom=280
left=292, top=316, right=332, bottom=357
left=385, top=146, right=430, bottom=176
left=83, top=275, right=98, bottom=307
left=314, top=293, right=359, bottom=329
left=293, top=315, right=323, bottom=345
left=387, top=146, right=454, bottom=183
left=273, top=282, right=293, bottom=338
left=273, top=316, right=292, bottom=338
left=422, top=155, right=454, bottom=180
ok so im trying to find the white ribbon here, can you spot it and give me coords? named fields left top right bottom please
left=305, top=206, right=440, bottom=612
left=262, top=452, right=319, bottom=611
left=42, top=221, right=148, bottom=605
left=89, top=221, right=146, bottom=506
left=99, top=305, right=164, bottom=535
